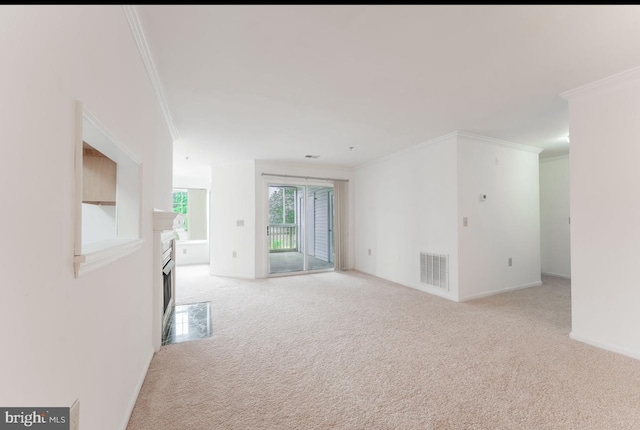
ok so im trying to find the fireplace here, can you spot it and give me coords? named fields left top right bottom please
left=162, top=238, right=175, bottom=318
left=153, top=209, right=183, bottom=351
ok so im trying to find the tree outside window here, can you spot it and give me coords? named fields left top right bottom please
left=172, top=190, right=189, bottom=232
left=269, top=187, right=296, bottom=224
left=172, top=188, right=207, bottom=241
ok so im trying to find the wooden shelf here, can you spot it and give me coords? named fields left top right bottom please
left=83, top=142, right=116, bottom=205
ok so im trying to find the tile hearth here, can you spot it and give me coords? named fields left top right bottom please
left=162, top=301, right=212, bottom=346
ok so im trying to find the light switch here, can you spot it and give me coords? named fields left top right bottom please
left=463, top=217, right=468, bottom=227
left=236, top=220, right=244, bottom=227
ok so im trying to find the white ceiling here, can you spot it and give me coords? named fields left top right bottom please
left=136, top=5, right=640, bottom=175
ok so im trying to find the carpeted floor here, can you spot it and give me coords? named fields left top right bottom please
left=127, top=266, right=640, bottom=429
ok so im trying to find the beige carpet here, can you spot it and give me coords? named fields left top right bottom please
left=127, top=267, right=640, bottom=429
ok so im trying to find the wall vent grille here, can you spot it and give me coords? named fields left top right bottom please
left=420, top=253, right=449, bottom=290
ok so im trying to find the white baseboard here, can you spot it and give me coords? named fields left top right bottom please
left=352, top=269, right=459, bottom=302
left=459, top=280, right=543, bottom=302
left=209, top=270, right=255, bottom=279
left=409, top=283, right=459, bottom=302
left=542, top=272, right=571, bottom=280
left=569, top=332, right=640, bottom=361
left=120, top=347, right=154, bottom=430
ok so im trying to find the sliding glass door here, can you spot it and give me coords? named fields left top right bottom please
left=268, top=183, right=334, bottom=275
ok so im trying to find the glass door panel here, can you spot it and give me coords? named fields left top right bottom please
left=268, top=183, right=334, bottom=275
left=306, top=186, right=334, bottom=271
left=268, top=185, right=304, bottom=274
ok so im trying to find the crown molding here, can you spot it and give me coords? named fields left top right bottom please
left=123, top=5, right=180, bottom=141
left=354, top=130, right=542, bottom=171
left=539, top=153, right=569, bottom=163
left=354, top=131, right=459, bottom=170
left=561, top=66, right=640, bottom=101
left=456, top=131, right=543, bottom=154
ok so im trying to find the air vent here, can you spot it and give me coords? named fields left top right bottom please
left=304, top=154, right=320, bottom=158
left=420, top=252, right=449, bottom=290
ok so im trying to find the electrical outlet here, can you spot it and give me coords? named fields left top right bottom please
left=69, top=399, right=79, bottom=430
left=508, top=257, right=513, bottom=267
left=232, top=251, right=237, bottom=258
left=368, top=249, right=372, bottom=256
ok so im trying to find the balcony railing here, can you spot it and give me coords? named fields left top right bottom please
left=268, top=224, right=298, bottom=252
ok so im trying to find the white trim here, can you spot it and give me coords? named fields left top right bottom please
left=153, top=209, right=183, bottom=231
left=355, top=130, right=542, bottom=171
left=254, top=160, right=352, bottom=175
left=458, top=281, right=543, bottom=302
left=410, top=283, right=459, bottom=302
left=561, top=66, right=640, bottom=100
left=570, top=332, right=640, bottom=362
left=74, top=238, right=145, bottom=278
left=541, top=271, right=571, bottom=280
left=261, top=172, right=348, bottom=182
left=209, top=270, right=256, bottom=280
left=122, top=5, right=180, bottom=141
left=83, top=105, right=142, bottom=166
left=539, top=154, right=570, bottom=163
left=355, top=131, right=458, bottom=170
left=456, top=131, right=543, bottom=154
left=119, top=347, right=154, bottom=430
left=74, top=102, right=83, bottom=257
left=353, top=269, right=460, bottom=302
left=268, top=268, right=335, bottom=278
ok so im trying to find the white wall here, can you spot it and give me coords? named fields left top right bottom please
left=0, top=6, right=172, bottom=430
left=254, top=160, right=354, bottom=278
left=353, top=132, right=541, bottom=302
left=354, top=134, right=460, bottom=300
left=82, top=203, right=116, bottom=243
left=210, top=160, right=256, bottom=278
left=175, top=241, right=209, bottom=266
left=457, top=134, right=542, bottom=300
left=539, top=155, right=571, bottom=278
left=564, top=68, right=640, bottom=359
left=174, top=173, right=210, bottom=265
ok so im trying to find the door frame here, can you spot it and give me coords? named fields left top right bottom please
left=264, top=178, right=335, bottom=277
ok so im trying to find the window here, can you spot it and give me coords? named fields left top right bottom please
left=172, top=188, right=207, bottom=241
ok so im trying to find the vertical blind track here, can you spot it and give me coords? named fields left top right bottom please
left=261, top=173, right=349, bottom=183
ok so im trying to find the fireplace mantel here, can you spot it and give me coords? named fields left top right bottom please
left=153, top=209, right=183, bottom=232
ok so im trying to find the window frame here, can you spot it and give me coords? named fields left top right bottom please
left=172, top=187, right=208, bottom=242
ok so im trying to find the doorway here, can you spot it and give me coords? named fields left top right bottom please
left=268, top=184, right=334, bottom=275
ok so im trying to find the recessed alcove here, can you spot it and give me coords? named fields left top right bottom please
left=74, top=101, right=143, bottom=277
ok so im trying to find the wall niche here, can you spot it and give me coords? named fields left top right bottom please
left=74, top=101, right=143, bottom=278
